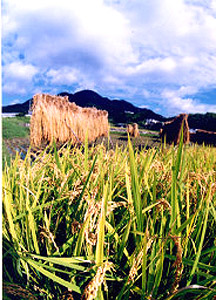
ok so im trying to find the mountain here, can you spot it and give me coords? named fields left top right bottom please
left=2, top=99, right=31, bottom=113
left=2, top=89, right=216, bottom=131
left=58, top=90, right=166, bottom=125
left=2, top=90, right=166, bottom=126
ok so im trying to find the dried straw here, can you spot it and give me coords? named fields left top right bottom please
left=3, top=283, right=37, bottom=300
left=30, top=94, right=109, bottom=147
left=81, top=262, right=113, bottom=300
left=160, top=114, right=190, bottom=145
left=127, top=124, right=134, bottom=136
left=169, top=234, right=183, bottom=294
left=133, top=123, right=140, bottom=138
left=127, top=123, right=140, bottom=137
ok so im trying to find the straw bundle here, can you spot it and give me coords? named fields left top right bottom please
left=133, top=123, right=140, bottom=138
left=30, top=94, right=108, bottom=147
left=160, top=113, right=190, bottom=145
left=127, top=123, right=140, bottom=137
left=127, top=124, right=133, bottom=135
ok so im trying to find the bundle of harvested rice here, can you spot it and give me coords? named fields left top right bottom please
left=30, top=94, right=108, bottom=147
left=127, top=123, right=140, bottom=137
left=160, top=114, right=190, bottom=145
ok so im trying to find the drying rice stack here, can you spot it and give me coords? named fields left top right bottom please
left=133, top=123, right=140, bottom=138
left=127, top=123, right=140, bottom=137
left=127, top=124, right=134, bottom=136
left=160, top=113, right=190, bottom=145
left=30, top=94, right=109, bottom=147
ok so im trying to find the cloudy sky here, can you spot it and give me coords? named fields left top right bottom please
left=2, top=0, right=216, bottom=116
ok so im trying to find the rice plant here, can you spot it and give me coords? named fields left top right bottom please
left=2, top=137, right=216, bottom=299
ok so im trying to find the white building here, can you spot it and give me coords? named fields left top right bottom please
left=145, top=119, right=160, bottom=125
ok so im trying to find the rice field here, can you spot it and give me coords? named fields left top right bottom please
left=2, top=132, right=216, bottom=299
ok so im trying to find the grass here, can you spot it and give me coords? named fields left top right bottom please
left=2, top=117, right=30, bottom=167
left=2, top=116, right=30, bottom=139
left=2, top=140, right=12, bottom=167
left=2, top=132, right=216, bottom=299
left=110, top=131, right=157, bottom=138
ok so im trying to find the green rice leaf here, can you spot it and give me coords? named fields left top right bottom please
left=26, top=258, right=81, bottom=294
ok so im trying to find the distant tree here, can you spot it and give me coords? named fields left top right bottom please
left=188, top=113, right=216, bottom=131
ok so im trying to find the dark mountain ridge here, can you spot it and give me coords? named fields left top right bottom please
left=2, top=100, right=30, bottom=113
left=2, top=89, right=165, bottom=123
left=2, top=89, right=216, bottom=131
left=59, top=90, right=166, bottom=125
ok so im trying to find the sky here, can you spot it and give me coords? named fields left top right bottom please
left=2, top=0, right=216, bottom=116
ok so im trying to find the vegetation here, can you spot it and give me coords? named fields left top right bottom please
left=2, top=117, right=30, bottom=167
left=2, top=116, right=30, bottom=139
left=188, top=113, right=216, bottom=132
left=2, top=140, right=12, bottom=167
left=2, top=133, right=216, bottom=299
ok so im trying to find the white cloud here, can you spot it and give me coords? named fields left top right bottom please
left=168, top=97, right=216, bottom=115
left=176, top=85, right=198, bottom=96
left=3, top=61, right=38, bottom=81
left=3, top=0, right=135, bottom=66
left=3, top=82, right=27, bottom=95
left=46, top=68, right=78, bottom=85
left=161, top=88, right=216, bottom=115
left=125, top=57, right=177, bottom=75
left=2, top=61, right=38, bottom=96
left=2, top=0, right=216, bottom=115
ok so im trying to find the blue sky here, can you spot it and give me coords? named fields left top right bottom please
left=2, top=0, right=216, bottom=116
